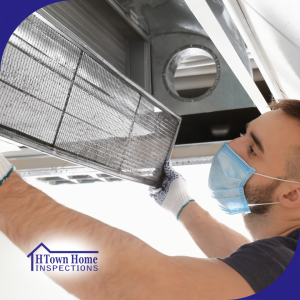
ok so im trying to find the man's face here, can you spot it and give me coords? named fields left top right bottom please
left=227, top=110, right=299, bottom=214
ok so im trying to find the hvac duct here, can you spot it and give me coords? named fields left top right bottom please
left=39, top=0, right=152, bottom=93
left=113, top=0, right=255, bottom=115
left=34, top=0, right=269, bottom=146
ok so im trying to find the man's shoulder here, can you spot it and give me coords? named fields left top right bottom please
left=286, top=228, right=300, bottom=241
left=248, top=228, right=299, bottom=252
left=218, top=228, right=299, bottom=293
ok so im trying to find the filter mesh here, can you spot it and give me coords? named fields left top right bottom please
left=0, top=14, right=180, bottom=186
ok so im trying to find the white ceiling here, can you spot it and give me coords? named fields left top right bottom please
left=238, top=0, right=300, bottom=99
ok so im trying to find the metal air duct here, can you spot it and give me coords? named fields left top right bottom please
left=112, top=0, right=255, bottom=115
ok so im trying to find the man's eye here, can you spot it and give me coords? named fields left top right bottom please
left=249, top=146, right=256, bottom=156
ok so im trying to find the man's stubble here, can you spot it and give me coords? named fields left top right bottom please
left=243, top=180, right=281, bottom=240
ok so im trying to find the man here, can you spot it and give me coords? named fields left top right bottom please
left=0, top=100, right=299, bottom=299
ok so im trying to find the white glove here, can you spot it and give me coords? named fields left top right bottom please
left=0, top=152, right=14, bottom=186
left=149, top=161, right=194, bottom=220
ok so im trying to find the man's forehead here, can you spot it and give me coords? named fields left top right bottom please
left=252, top=110, right=292, bottom=129
left=251, top=110, right=300, bottom=149
left=255, top=109, right=284, bottom=122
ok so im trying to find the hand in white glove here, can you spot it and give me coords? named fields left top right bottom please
left=0, top=152, right=14, bottom=186
left=149, top=161, right=194, bottom=220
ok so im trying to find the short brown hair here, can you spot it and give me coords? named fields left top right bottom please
left=269, top=99, right=300, bottom=180
left=269, top=99, right=300, bottom=123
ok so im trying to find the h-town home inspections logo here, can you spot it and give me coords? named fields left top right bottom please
left=27, top=243, right=99, bottom=272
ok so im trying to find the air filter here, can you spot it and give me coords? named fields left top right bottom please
left=0, top=13, right=181, bottom=187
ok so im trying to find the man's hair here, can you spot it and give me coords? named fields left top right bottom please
left=269, top=99, right=300, bottom=122
left=269, top=99, right=300, bottom=181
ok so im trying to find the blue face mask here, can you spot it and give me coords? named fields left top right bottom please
left=208, top=143, right=300, bottom=215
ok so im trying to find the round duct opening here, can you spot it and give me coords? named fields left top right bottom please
left=163, top=45, right=220, bottom=102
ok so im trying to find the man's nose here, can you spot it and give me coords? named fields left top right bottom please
left=227, top=137, right=242, bottom=156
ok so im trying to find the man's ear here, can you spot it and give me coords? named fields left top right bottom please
left=279, top=185, right=300, bottom=208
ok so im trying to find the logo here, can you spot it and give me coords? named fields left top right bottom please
left=27, top=243, right=99, bottom=272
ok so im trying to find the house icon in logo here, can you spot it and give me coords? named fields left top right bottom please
left=28, top=243, right=98, bottom=271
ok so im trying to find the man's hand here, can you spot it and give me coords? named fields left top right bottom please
left=149, top=161, right=251, bottom=258
left=149, top=161, right=195, bottom=219
left=0, top=152, right=14, bottom=186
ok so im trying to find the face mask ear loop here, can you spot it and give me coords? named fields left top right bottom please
left=248, top=202, right=280, bottom=207
left=254, top=173, right=300, bottom=184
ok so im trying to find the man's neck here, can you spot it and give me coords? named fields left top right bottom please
left=243, top=210, right=300, bottom=240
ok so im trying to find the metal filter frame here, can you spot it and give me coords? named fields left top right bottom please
left=0, top=12, right=181, bottom=187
